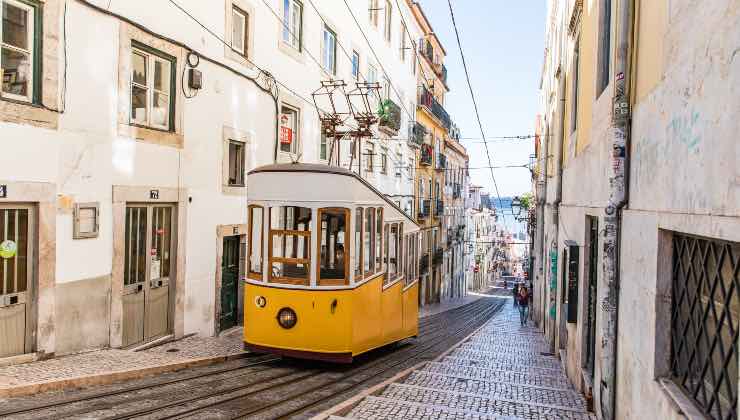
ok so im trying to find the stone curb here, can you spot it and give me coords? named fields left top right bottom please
left=0, top=352, right=248, bottom=399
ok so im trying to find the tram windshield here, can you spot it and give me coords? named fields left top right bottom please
left=269, top=206, right=311, bottom=285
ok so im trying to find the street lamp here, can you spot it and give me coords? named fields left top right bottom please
left=511, top=196, right=523, bottom=218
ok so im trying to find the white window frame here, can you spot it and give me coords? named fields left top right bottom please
left=368, top=0, right=379, bottom=27
left=0, top=0, right=35, bottom=103
left=399, top=24, right=407, bottom=61
left=367, top=63, right=378, bottom=84
left=227, top=139, right=246, bottom=186
left=282, top=0, right=303, bottom=50
left=322, top=25, right=337, bottom=74
left=365, top=142, right=375, bottom=172
left=130, top=46, right=174, bottom=131
left=279, top=103, right=300, bottom=156
left=351, top=50, right=360, bottom=80
left=380, top=147, right=388, bottom=174
left=384, top=0, right=392, bottom=43
left=319, top=129, right=328, bottom=161
left=231, top=6, right=248, bottom=56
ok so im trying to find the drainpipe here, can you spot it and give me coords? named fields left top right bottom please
left=600, top=0, right=634, bottom=418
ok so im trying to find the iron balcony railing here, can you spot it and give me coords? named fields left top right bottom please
left=408, top=122, right=425, bottom=147
left=378, top=98, right=401, bottom=134
left=418, top=39, right=447, bottom=85
left=418, top=199, right=431, bottom=219
left=436, top=154, right=447, bottom=170
left=420, top=144, right=433, bottom=166
left=418, top=86, right=451, bottom=130
left=434, top=199, right=444, bottom=217
left=671, top=233, right=739, bottom=420
left=432, top=248, right=443, bottom=266
left=419, top=253, right=430, bottom=275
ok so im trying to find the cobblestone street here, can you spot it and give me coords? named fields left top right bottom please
left=333, top=302, right=592, bottom=420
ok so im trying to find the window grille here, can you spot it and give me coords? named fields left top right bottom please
left=671, top=233, right=739, bottom=420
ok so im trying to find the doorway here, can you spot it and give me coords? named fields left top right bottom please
left=122, top=205, right=175, bottom=347
left=0, top=205, right=34, bottom=358
left=220, top=236, right=240, bottom=331
left=584, top=217, right=598, bottom=380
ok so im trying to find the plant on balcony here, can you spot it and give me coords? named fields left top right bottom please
left=420, top=144, right=433, bottom=165
left=377, top=99, right=401, bottom=133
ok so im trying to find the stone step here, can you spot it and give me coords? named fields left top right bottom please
left=380, top=382, right=592, bottom=419
left=441, top=356, right=566, bottom=376
left=422, top=361, right=572, bottom=389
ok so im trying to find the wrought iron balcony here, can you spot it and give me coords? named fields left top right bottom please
left=420, top=144, right=433, bottom=166
left=436, top=154, right=447, bottom=170
left=434, top=199, right=444, bottom=217
left=420, top=253, right=430, bottom=274
left=378, top=99, right=401, bottom=134
left=418, top=86, right=451, bottom=130
left=418, top=199, right=431, bottom=219
left=418, top=39, right=447, bottom=85
left=433, top=248, right=444, bottom=266
left=408, top=122, right=425, bottom=147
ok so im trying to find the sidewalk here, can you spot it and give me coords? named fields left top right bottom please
left=0, top=327, right=246, bottom=398
left=322, top=305, right=592, bottom=419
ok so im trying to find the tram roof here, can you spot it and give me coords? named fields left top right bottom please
left=249, top=163, right=419, bottom=227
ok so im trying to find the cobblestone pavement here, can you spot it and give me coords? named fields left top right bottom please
left=0, top=327, right=245, bottom=390
left=335, top=305, right=593, bottom=420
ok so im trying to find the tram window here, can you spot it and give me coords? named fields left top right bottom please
left=317, top=208, right=348, bottom=286
left=398, top=223, right=404, bottom=281
left=375, top=208, right=383, bottom=272
left=248, top=205, right=263, bottom=280
left=364, top=208, right=374, bottom=276
left=387, top=223, right=399, bottom=281
left=269, top=206, right=311, bottom=285
left=354, top=208, right=363, bottom=280
left=383, top=224, right=390, bottom=284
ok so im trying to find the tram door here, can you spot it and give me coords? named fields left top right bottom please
left=122, top=205, right=174, bottom=347
left=0, top=205, right=33, bottom=358
left=219, top=236, right=240, bottom=331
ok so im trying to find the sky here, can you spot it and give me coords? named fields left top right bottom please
left=419, top=0, right=546, bottom=198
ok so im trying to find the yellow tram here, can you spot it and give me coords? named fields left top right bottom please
left=243, top=163, right=421, bottom=363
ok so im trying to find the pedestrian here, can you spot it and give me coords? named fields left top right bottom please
left=512, top=283, right=520, bottom=307
left=517, top=286, right=530, bottom=326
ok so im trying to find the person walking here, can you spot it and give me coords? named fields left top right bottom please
left=512, top=283, right=520, bottom=308
left=517, top=286, right=530, bottom=326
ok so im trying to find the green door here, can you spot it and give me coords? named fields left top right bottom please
left=220, top=236, right=240, bottom=331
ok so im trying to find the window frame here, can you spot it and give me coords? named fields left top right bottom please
left=282, top=0, right=303, bottom=51
left=129, top=42, right=176, bottom=132
left=73, top=202, right=100, bottom=239
left=268, top=206, right=312, bottom=286
left=0, top=0, right=40, bottom=104
left=279, top=103, right=300, bottom=155
left=354, top=207, right=363, bottom=281
left=351, top=50, right=360, bottom=80
left=596, top=0, right=611, bottom=96
left=230, top=5, right=249, bottom=57
left=383, top=0, right=392, bottom=43
left=380, top=147, right=388, bottom=174
left=247, top=205, right=264, bottom=280
left=365, top=142, right=375, bottom=172
left=375, top=208, right=383, bottom=272
left=368, top=0, right=379, bottom=27
left=227, top=139, right=246, bottom=187
left=316, top=207, right=350, bottom=286
left=399, top=24, right=407, bottom=61
left=570, top=36, right=580, bottom=134
left=363, top=207, right=375, bottom=277
left=322, top=24, right=337, bottom=75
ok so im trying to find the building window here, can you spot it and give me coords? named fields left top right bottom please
left=380, top=147, right=388, bottom=174
left=282, top=0, right=302, bottom=50
left=382, top=76, right=390, bottom=99
left=318, top=208, right=349, bottom=286
left=364, top=207, right=375, bottom=276
left=384, top=0, right=392, bottom=42
left=228, top=140, right=246, bottom=186
left=280, top=104, right=299, bottom=155
left=367, top=63, right=377, bottom=84
left=368, top=0, right=379, bottom=27
left=130, top=45, right=175, bottom=131
left=73, top=202, right=100, bottom=239
left=1, top=0, right=38, bottom=103
left=269, top=206, right=311, bottom=285
left=670, top=233, right=739, bottom=420
left=231, top=6, right=249, bottom=56
left=351, top=50, right=360, bottom=80
left=365, top=142, right=374, bottom=171
left=319, top=129, right=328, bottom=161
left=248, top=205, right=263, bottom=280
left=322, top=25, right=337, bottom=74
left=597, top=0, right=611, bottom=96
left=570, top=37, right=580, bottom=133
left=386, top=223, right=399, bottom=282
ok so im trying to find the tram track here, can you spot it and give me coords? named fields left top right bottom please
left=0, top=296, right=503, bottom=420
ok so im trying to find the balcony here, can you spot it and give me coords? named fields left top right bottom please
left=408, top=122, right=426, bottom=148
left=433, top=248, right=443, bottom=266
left=420, top=144, right=433, bottom=166
left=452, top=183, right=462, bottom=199
left=418, top=199, right=431, bottom=219
left=418, top=39, right=448, bottom=85
left=418, top=86, right=451, bottom=130
left=436, top=154, right=447, bottom=171
left=434, top=199, right=444, bottom=217
left=378, top=99, right=401, bottom=135
left=420, top=253, right=430, bottom=275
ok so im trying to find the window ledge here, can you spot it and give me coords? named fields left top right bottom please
left=277, top=41, right=305, bottom=64
left=0, top=98, right=58, bottom=129
left=657, top=378, right=707, bottom=420
left=119, top=124, right=183, bottom=148
left=223, top=185, right=247, bottom=196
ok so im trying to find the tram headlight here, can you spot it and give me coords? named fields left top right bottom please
left=276, top=307, right=297, bottom=329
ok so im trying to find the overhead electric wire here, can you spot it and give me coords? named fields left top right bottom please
left=445, top=0, right=508, bottom=230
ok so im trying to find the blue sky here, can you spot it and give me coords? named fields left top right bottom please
left=419, top=0, right=545, bottom=197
